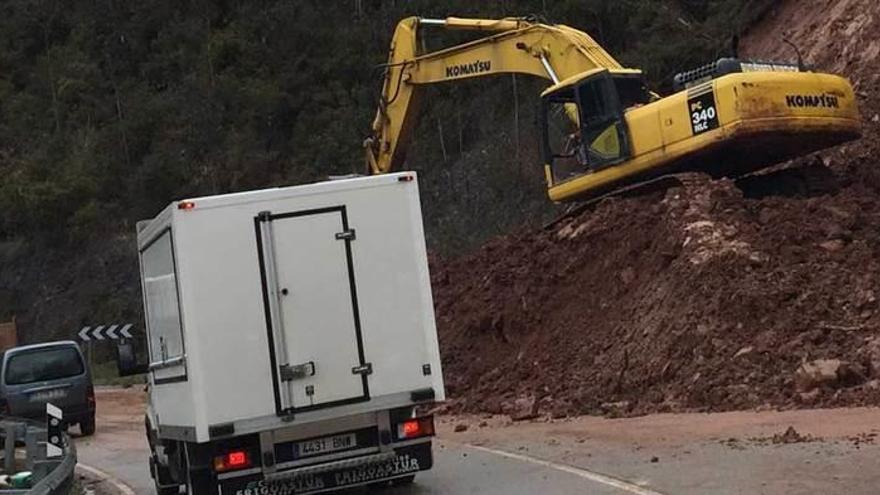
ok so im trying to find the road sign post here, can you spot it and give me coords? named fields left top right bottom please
left=46, top=403, right=63, bottom=458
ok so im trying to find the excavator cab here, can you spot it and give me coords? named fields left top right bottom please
left=541, top=69, right=650, bottom=186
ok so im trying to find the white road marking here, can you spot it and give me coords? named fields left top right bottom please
left=76, top=463, right=138, bottom=495
left=465, top=444, right=666, bottom=495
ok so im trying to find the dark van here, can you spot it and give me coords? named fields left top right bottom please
left=0, top=341, right=95, bottom=435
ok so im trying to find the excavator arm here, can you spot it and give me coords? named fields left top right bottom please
left=365, top=16, right=632, bottom=175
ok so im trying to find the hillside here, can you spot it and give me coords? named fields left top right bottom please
left=0, top=1, right=774, bottom=343
left=433, top=0, right=880, bottom=417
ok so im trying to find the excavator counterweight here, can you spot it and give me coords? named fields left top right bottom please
left=366, top=16, right=861, bottom=203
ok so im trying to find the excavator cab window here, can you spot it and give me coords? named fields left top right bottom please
left=542, top=71, right=633, bottom=185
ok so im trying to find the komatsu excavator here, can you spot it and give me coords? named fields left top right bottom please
left=365, top=16, right=861, bottom=203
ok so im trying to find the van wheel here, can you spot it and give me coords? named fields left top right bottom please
left=79, top=416, right=96, bottom=436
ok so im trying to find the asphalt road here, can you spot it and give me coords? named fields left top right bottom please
left=73, top=388, right=634, bottom=495
left=75, top=388, right=880, bottom=495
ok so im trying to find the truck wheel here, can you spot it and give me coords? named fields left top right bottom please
left=183, top=443, right=216, bottom=495
left=150, top=457, right=180, bottom=495
left=156, top=482, right=179, bottom=495
left=79, top=416, right=96, bottom=436
left=185, top=470, right=215, bottom=495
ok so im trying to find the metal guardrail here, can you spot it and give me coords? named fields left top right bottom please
left=0, top=418, right=76, bottom=495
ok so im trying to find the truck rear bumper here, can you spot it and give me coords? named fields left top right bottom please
left=218, top=441, right=432, bottom=495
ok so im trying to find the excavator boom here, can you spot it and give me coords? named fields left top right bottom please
left=366, top=16, right=861, bottom=203
left=366, top=16, right=629, bottom=175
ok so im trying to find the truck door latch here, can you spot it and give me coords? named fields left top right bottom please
left=351, top=363, right=373, bottom=376
left=280, top=361, right=315, bottom=381
left=335, top=229, right=356, bottom=241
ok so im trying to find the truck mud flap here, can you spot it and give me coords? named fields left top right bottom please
left=219, top=443, right=432, bottom=495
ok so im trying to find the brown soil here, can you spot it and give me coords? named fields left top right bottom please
left=431, top=1, right=880, bottom=419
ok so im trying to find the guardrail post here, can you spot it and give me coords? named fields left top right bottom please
left=25, top=426, right=38, bottom=471
left=3, top=422, right=15, bottom=473
left=0, top=418, right=76, bottom=494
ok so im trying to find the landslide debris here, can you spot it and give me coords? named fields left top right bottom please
left=432, top=168, right=880, bottom=418
left=431, top=0, right=880, bottom=421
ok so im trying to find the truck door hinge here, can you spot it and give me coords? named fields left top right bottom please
left=351, top=363, right=373, bottom=376
left=335, top=229, right=356, bottom=241
left=280, top=361, right=315, bottom=381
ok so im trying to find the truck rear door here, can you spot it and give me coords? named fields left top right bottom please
left=256, top=206, right=369, bottom=415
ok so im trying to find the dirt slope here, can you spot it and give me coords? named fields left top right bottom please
left=743, top=0, right=880, bottom=157
left=432, top=0, right=880, bottom=418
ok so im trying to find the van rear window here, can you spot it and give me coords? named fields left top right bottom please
left=5, top=347, right=85, bottom=385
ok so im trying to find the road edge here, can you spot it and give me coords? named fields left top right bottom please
left=76, top=463, right=138, bottom=495
left=461, top=443, right=666, bottom=495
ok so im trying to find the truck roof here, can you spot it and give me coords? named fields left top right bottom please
left=137, top=172, right=415, bottom=248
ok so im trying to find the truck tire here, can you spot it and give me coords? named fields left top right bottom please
left=185, top=469, right=215, bottom=495
left=79, top=416, right=96, bottom=436
left=150, top=457, right=180, bottom=495
left=184, top=443, right=216, bottom=495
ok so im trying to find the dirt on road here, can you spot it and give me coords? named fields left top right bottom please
left=439, top=406, right=880, bottom=495
left=82, top=388, right=880, bottom=495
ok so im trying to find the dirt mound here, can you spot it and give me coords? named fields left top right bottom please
left=742, top=0, right=880, bottom=85
left=432, top=0, right=880, bottom=418
left=433, top=171, right=880, bottom=417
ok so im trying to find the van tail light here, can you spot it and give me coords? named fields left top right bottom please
left=395, top=416, right=435, bottom=441
left=0, top=396, right=8, bottom=415
left=213, top=450, right=251, bottom=473
left=87, top=385, right=96, bottom=408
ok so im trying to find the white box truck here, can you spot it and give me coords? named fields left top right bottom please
left=118, top=173, right=445, bottom=495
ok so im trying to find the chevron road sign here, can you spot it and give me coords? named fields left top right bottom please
left=78, top=323, right=134, bottom=341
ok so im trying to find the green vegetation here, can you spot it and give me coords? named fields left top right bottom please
left=0, top=0, right=776, bottom=252
left=89, top=360, right=145, bottom=387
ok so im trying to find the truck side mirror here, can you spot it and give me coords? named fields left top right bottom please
left=116, top=340, right=149, bottom=376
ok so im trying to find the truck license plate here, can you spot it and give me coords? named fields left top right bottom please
left=295, top=433, right=356, bottom=458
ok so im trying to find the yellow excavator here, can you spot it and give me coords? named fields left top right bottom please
left=365, top=16, right=861, bottom=203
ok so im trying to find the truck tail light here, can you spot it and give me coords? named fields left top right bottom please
left=213, top=450, right=251, bottom=472
left=395, top=416, right=434, bottom=441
